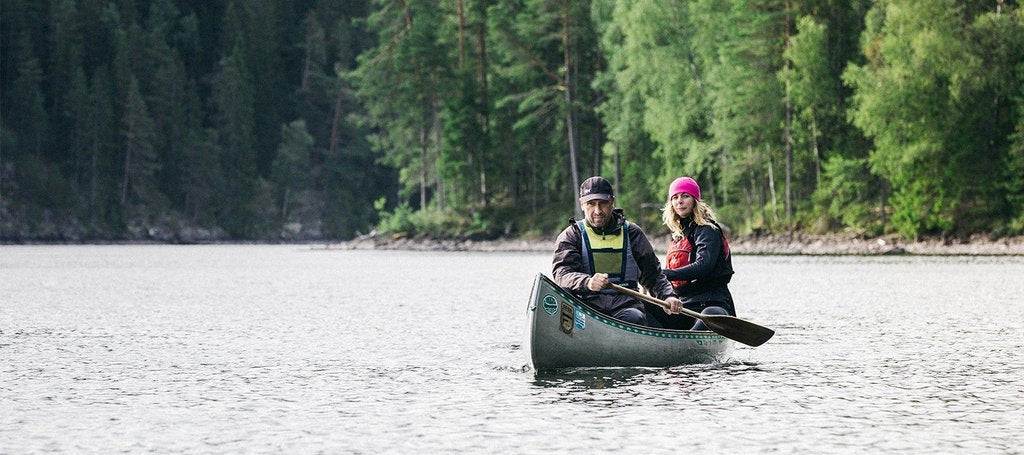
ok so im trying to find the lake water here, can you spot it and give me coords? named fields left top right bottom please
left=2, top=245, right=1023, bottom=453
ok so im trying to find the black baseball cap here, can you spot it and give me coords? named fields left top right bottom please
left=579, top=176, right=614, bottom=202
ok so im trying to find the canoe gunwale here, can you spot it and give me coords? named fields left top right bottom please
left=528, top=273, right=732, bottom=369
left=535, top=274, right=724, bottom=339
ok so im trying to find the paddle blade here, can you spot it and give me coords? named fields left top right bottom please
left=702, top=315, right=775, bottom=347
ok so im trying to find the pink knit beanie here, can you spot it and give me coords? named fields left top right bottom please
left=667, top=177, right=701, bottom=201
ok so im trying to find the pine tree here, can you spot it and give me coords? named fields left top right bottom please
left=352, top=0, right=451, bottom=211
left=67, top=66, right=92, bottom=197
left=211, top=41, right=258, bottom=236
left=49, top=0, right=85, bottom=174
left=121, top=76, right=162, bottom=213
left=86, top=65, right=122, bottom=231
left=488, top=0, right=601, bottom=221
left=593, top=0, right=711, bottom=225
left=8, top=32, right=50, bottom=157
left=273, top=120, right=314, bottom=221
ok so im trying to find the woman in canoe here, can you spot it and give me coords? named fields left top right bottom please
left=647, top=177, right=736, bottom=330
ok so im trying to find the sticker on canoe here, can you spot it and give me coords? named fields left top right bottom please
left=542, top=295, right=558, bottom=315
left=560, top=301, right=574, bottom=335
left=573, top=307, right=586, bottom=330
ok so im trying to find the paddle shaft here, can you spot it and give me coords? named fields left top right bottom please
left=606, top=282, right=776, bottom=347
left=607, top=283, right=705, bottom=320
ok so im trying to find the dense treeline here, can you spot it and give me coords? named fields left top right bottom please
left=1, top=0, right=390, bottom=240
left=2, top=0, right=1023, bottom=241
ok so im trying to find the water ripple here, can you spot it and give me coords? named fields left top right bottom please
left=2, top=247, right=1022, bottom=453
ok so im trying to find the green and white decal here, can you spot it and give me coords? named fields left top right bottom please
left=542, top=295, right=558, bottom=315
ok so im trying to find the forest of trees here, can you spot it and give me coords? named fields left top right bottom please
left=2, top=0, right=1023, bottom=242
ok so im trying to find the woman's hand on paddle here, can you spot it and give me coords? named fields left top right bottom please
left=587, top=273, right=610, bottom=292
left=663, top=297, right=684, bottom=314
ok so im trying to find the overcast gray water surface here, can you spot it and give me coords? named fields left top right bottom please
left=2, top=245, right=1023, bottom=454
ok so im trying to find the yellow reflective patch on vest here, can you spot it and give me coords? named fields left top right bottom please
left=583, top=224, right=625, bottom=276
left=584, top=224, right=625, bottom=250
left=591, top=251, right=623, bottom=275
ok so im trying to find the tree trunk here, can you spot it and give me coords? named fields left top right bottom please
left=477, top=5, right=489, bottom=207
left=811, top=115, right=821, bottom=188
left=614, top=142, right=621, bottom=192
left=122, top=122, right=133, bottom=206
left=301, top=30, right=312, bottom=91
left=456, top=0, right=465, bottom=66
left=593, top=121, right=602, bottom=176
left=433, top=94, right=445, bottom=212
left=767, top=145, right=778, bottom=223
left=748, top=147, right=763, bottom=229
left=783, top=0, right=793, bottom=225
left=90, top=138, right=98, bottom=226
left=562, top=1, right=581, bottom=217
left=785, top=103, right=793, bottom=223
left=881, top=179, right=889, bottom=230
left=328, top=84, right=343, bottom=156
left=420, top=126, right=428, bottom=209
left=720, top=152, right=728, bottom=206
left=281, top=187, right=290, bottom=221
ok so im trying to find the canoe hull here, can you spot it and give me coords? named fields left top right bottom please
left=528, top=273, right=732, bottom=370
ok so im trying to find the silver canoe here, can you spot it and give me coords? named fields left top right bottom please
left=527, top=273, right=732, bottom=370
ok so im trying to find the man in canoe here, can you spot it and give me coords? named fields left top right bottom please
left=552, top=176, right=684, bottom=326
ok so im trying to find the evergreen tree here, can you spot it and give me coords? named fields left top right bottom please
left=86, top=65, right=122, bottom=231
left=49, top=0, right=85, bottom=174
left=438, top=0, right=492, bottom=212
left=7, top=32, right=50, bottom=157
left=694, top=0, right=790, bottom=229
left=121, top=76, right=163, bottom=213
left=272, top=120, right=314, bottom=222
left=1008, top=71, right=1024, bottom=233
left=783, top=15, right=855, bottom=228
left=488, top=0, right=601, bottom=221
left=593, top=0, right=710, bottom=226
left=181, top=128, right=225, bottom=226
left=352, top=0, right=451, bottom=211
left=211, top=40, right=259, bottom=236
left=67, top=66, right=92, bottom=196
left=2, top=0, right=1020, bottom=241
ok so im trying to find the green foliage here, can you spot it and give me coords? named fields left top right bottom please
left=211, top=40, right=258, bottom=236
left=593, top=0, right=697, bottom=217
left=815, top=155, right=882, bottom=236
left=12, top=155, right=76, bottom=212
left=121, top=75, right=164, bottom=213
left=845, top=0, right=1024, bottom=238
left=1005, top=60, right=1024, bottom=235
left=272, top=120, right=314, bottom=222
left=7, top=32, right=50, bottom=157
left=781, top=16, right=833, bottom=183
left=2, top=0, right=1023, bottom=241
left=375, top=202, right=497, bottom=239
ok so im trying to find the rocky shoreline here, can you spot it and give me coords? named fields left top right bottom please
left=5, top=227, right=1022, bottom=255
left=326, top=232, right=1024, bottom=255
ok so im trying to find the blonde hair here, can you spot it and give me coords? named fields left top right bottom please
left=662, top=199, right=719, bottom=239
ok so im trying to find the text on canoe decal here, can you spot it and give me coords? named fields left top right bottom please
left=542, top=295, right=558, bottom=315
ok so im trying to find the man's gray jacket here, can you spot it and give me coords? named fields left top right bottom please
left=551, top=209, right=676, bottom=314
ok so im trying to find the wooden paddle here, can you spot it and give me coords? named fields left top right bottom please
left=607, top=283, right=775, bottom=347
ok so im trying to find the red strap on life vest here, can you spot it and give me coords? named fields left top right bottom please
left=665, top=236, right=692, bottom=288
left=666, top=229, right=730, bottom=289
